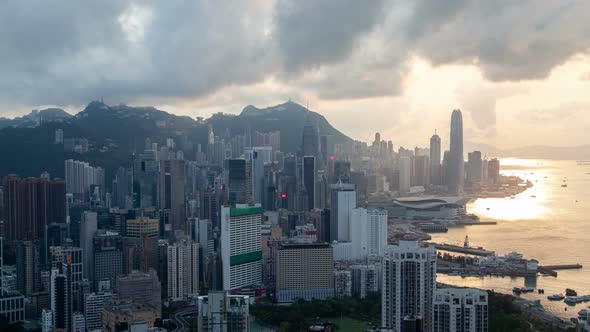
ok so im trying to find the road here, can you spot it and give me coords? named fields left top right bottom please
left=171, top=307, right=199, bottom=332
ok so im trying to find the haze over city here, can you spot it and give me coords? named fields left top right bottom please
left=2, top=1, right=590, bottom=148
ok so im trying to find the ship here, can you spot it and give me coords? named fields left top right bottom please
left=547, top=294, right=565, bottom=301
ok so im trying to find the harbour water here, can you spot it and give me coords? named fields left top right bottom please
left=431, top=158, right=590, bottom=319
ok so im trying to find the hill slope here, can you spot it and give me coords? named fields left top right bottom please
left=0, top=101, right=352, bottom=181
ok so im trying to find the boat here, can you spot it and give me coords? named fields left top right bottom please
left=512, top=287, right=522, bottom=294
left=567, top=288, right=578, bottom=297
left=548, top=294, right=565, bottom=301
left=579, top=309, right=589, bottom=319
left=561, top=184, right=568, bottom=187
left=565, top=297, right=585, bottom=305
left=530, top=195, right=536, bottom=198
left=521, top=287, right=535, bottom=293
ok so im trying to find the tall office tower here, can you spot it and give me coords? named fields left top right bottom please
left=50, top=245, right=84, bottom=313
left=167, top=240, right=200, bottom=302
left=197, top=292, right=250, bottom=331
left=1, top=176, right=66, bottom=242
left=448, top=109, right=464, bottom=194
left=201, top=188, right=218, bottom=227
left=333, top=160, right=351, bottom=184
left=116, top=269, right=162, bottom=318
left=220, top=204, right=262, bottom=291
left=72, top=312, right=85, bottom=332
left=133, top=151, right=159, bottom=208
left=84, top=291, right=114, bottom=331
left=302, top=121, right=320, bottom=159
left=93, top=230, right=123, bottom=290
left=303, top=156, right=316, bottom=210
left=412, top=155, right=430, bottom=187
left=430, top=133, right=442, bottom=185
left=466, top=151, right=483, bottom=186
left=382, top=241, right=437, bottom=332
left=51, top=268, right=70, bottom=332
left=16, top=240, right=41, bottom=296
left=351, top=265, right=380, bottom=299
left=64, top=159, right=105, bottom=198
left=329, top=183, right=356, bottom=242
left=80, top=211, right=97, bottom=282
left=487, top=158, right=500, bottom=184
left=126, top=217, right=160, bottom=273
left=248, top=148, right=266, bottom=204
left=113, top=167, right=130, bottom=209
left=42, top=309, right=53, bottom=332
left=442, top=150, right=450, bottom=186
left=227, top=159, right=251, bottom=205
left=276, top=242, right=334, bottom=303
left=433, top=288, right=489, bottom=332
left=159, top=159, right=186, bottom=231
left=399, top=157, right=412, bottom=194
left=334, top=270, right=352, bottom=298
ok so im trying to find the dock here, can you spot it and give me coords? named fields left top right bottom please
left=432, top=243, right=495, bottom=256
left=460, top=221, right=497, bottom=226
left=538, top=264, right=582, bottom=277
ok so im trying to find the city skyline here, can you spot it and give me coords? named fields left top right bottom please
left=1, top=1, right=590, bottom=149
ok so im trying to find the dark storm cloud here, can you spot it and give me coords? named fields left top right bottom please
left=1, top=0, right=590, bottom=111
left=273, top=0, right=386, bottom=73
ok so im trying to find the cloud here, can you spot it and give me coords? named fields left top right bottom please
left=1, top=0, right=590, bottom=113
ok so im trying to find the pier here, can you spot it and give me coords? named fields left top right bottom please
left=460, top=221, right=497, bottom=226
left=538, top=264, right=582, bottom=277
left=432, top=243, right=495, bottom=256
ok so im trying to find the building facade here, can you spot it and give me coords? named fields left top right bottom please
left=221, top=204, right=262, bottom=291
left=382, top=241, right=437, bottom=332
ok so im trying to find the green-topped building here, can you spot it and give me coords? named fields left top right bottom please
left=221, top=203, right=263, bottom=291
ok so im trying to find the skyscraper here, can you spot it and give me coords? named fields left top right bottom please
left=329, top=183, right=356, bottom=242
left=167, top=240, right=200, bottom=302
left=93, top=230, right=123, bottom=290
left=382, top=241, right=437, bottom=331
left=466, top=151, right=483, bottom=186
left=430, top=133, right=442, bottom=185
left=80, top=211, right=97, bottom=282
left=227, top=159, right=251, bottom=205
left=448, top=109, right=464, bottom=194
left=302, top=122, right=319, bottom=159
left=133, top=151, right=159, bottom=208
left=303, top=156, right=316, bottom=210
left=159, top=159, right=186, bottom=231
left=220, top=204, right=262, bottom=291
left=399, top=157, right=412, bottom=194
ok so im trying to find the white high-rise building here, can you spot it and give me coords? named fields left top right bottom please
left=64, top=159, right=105, bottom=196
left=330, top=183, right=356, bottom=242
left=167, top=240, right=200, bottom=301
left=399, top=157, right=412, bottom=193
left=382, top=241, right=437, bottom=332
left=433, top=288, right=489, bottom=332
left=221, top=204, right=262, bottom=291
left=350, top=208, right=388, bottom=259
left=41, top=309, right=53, bottom=332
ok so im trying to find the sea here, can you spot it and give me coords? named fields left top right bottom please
left=431, top=158, right=590, bottom=319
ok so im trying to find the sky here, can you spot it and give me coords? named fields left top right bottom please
left=1, top=0, right=590, bottom=149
